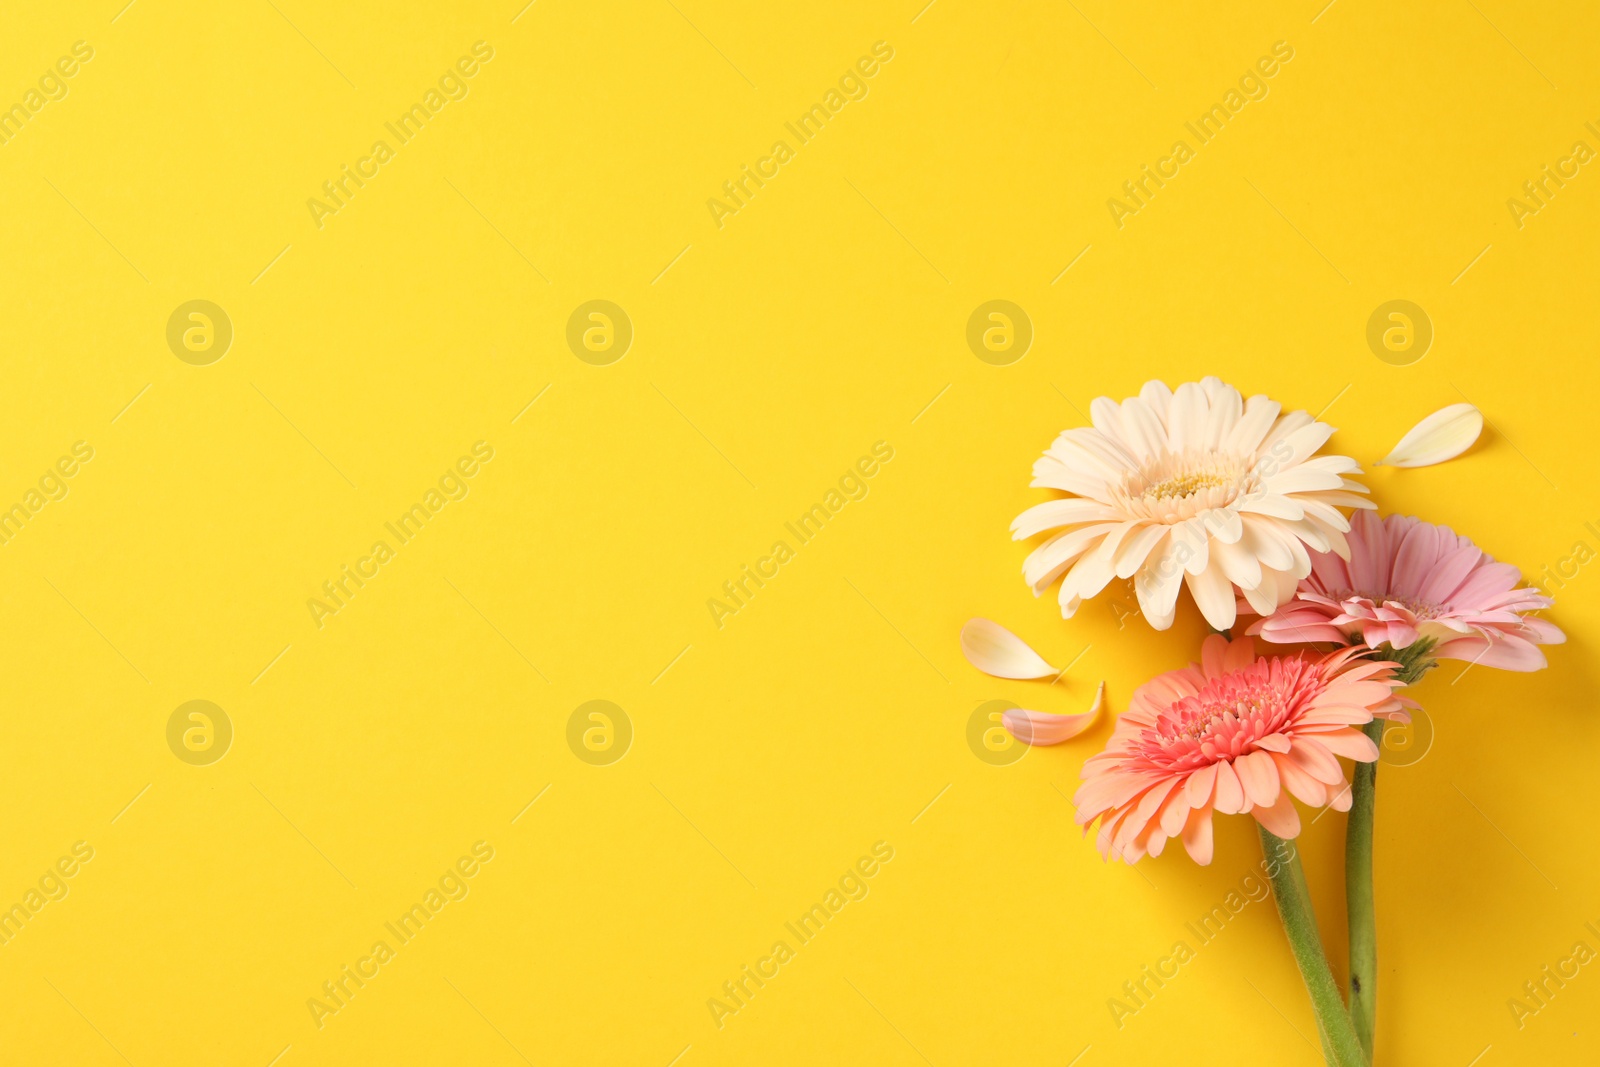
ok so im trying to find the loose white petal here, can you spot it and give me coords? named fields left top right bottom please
left=959, top=618, right=1059, bottom=679
left=1003, top=682, right=1106, bottom=745
left=1377, top=403, right=1483, bottom=468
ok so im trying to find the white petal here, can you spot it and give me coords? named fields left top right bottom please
left=1011, top=498, right=1120, bottom=539
left=1003, top=682, right=1105, bottom=746
left=1377, top=403, right=1483, bottom=468
left=959, top=618, right=1059, bottom=679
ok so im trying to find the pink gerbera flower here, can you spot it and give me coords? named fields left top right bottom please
left=1074, top=635, right=1406, bottom=865
left=1248, top=511, right=1563, bottom=672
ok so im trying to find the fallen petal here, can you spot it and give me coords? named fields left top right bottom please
left=1003, top=681, right=1105, bottom=745
left=1377, top=403, right=1483, bottom=468
left=959, top=618, right=1059, bottom=679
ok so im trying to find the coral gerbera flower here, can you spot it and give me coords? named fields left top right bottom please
left=1074, top=635, right=1406, bottom=865
left=1248, top=511, right=1564, bottom=672
left=1015, top=378, right=1373, bottom=631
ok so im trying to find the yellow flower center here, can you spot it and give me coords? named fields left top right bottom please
left=1143, top=469, right=1233, bottom=501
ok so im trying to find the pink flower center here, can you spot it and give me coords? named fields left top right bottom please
left=1137, top=657, right=1319, bottom=769
left=1333, top=589, right=1446, bottom=620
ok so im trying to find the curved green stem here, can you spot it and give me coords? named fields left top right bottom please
left=1346, top=719, right=1385, bottom=1063
left=1258, top=824, right=1367, bottom=1067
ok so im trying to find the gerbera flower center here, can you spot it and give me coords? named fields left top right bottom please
left=1333, top=589, right=1446, bottom=621
left=1144, top=469, right=1232, bottom=500
left=1114, top=450, right=1255, bottom=524
left=1137, top=658, right=1318, bottom=768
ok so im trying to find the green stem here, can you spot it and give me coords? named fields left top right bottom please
left=1258, top=824, right=1367, bottom=1067
left=1345, top=719, right=1385, bottom=1063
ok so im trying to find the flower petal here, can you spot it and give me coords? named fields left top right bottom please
left=959, top=618, right=1058, bottom=679
left=1002, top=682, right=1105, bottom=745
left=1377, top=403, right=1483, bottom=468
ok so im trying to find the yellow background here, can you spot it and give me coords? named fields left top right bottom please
left=1, top=1, right=1596, bottom=1064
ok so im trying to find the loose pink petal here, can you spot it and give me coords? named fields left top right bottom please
left=1001, top=683, right=1105, bottom=746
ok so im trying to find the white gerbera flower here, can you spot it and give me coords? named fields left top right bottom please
left=1014, top=378, right=1375, bottom=631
